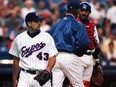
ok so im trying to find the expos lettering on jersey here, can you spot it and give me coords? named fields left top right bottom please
left=21, top=42, right=46, bottom=58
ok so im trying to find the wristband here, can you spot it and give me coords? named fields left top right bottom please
left=95, top=59, right=100, bottom=63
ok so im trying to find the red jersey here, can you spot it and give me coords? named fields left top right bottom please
left=77, top=18, right=95, bottom=50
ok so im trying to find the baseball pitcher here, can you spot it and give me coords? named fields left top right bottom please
left=9, top=12, right=58, bottom=87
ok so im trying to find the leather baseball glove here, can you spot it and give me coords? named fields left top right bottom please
left=91, top=63, right=104, bottom=86
left=34, top=70, right=51, bottom=86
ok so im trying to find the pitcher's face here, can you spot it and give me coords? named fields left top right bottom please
left=27, top=21, right=41, bottom=32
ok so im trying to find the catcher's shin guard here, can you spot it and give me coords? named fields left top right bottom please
left=83, top=80, right=90, bottom=87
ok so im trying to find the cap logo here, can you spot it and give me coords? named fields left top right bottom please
left=82, top=4, right=87, bottom=9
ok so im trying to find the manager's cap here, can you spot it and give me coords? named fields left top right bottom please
left=25, top=12, right=43, bottom=23
left=113, top=0, right=116, bottom=5
left=67, top=1, right=80, bottom=10
left=79, top=2, right=91, bottom=11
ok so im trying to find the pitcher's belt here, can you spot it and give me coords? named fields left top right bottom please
left=21, top=68, right=42, bottom=74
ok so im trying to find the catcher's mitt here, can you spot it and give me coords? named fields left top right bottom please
left=91, top=63, right=104, bottom=86
left=34, top=70, right=51, bottom=86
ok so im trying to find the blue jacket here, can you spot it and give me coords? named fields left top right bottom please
left=49, top=14, right=90, bottom=56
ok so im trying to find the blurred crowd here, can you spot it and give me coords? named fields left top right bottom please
left=0, top=0, right=116, bottom=66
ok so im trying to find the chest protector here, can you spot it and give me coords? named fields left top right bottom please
left=77, top=18, right=95, bottom=49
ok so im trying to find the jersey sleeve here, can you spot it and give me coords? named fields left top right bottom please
left=94, top=26, right=99, bottom=43
left=9, top=37, right=19, bottom=57
left=48, top=35, right=58, bottom=57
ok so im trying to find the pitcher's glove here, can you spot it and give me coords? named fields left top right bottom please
left=34, top=70, right=51, bottom=86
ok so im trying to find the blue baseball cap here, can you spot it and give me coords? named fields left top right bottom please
left=67, top=1, right=80, bottom=10
left=25, top=12, right=43, bottom=23
left=79, top=2, right=91, bottom=11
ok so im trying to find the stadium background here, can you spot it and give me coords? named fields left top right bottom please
left=0, top=0, right=116, bottom=87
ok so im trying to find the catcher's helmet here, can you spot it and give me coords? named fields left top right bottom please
left=25, top=12, right=43, bottom=23
left=79, top=2, right=91, bottom=11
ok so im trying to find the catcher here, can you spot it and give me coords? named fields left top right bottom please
left=76, top=2, right=103, bottom=87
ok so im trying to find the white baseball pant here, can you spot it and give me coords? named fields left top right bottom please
left=52, top=52, right=93, bottom=87
left=17, top=71, right=51, bottom=87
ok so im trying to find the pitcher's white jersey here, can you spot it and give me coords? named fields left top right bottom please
left=9, top=31, right=58, bottom=70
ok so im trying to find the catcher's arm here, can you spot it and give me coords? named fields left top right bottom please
left=92, top=39, right=100, bottom=58
left=92, top=45, right=104, bottom=87
left=92, top=38, right=105, bottom=65
left=91, top=38, right=104, bottom=86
